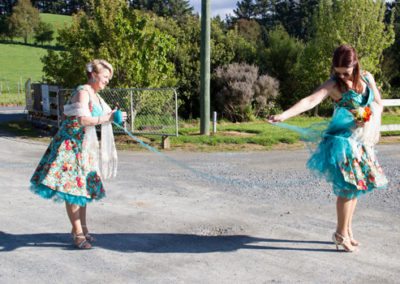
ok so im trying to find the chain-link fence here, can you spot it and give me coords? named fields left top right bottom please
left=57, top=87, right=179, bottom=136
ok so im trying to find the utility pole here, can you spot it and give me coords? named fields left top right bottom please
left=200, top=0, right=210, bottom=135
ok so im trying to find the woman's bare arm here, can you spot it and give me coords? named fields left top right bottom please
left=269, top=79, right=336, bottom=122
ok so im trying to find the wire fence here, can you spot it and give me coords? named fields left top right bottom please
left=57, top=87, right=179, bottom=136
left=0, top=79, right=25, bottom=96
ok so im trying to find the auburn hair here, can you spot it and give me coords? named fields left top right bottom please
left=331, top=44, right=363, bottom=94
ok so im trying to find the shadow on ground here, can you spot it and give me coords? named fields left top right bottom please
left=0, top=113, right=26, bottom=123
left=0, top=231, right=337, bottom=253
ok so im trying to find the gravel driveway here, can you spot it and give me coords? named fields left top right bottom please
left=0, top=131, right=399, bottom=283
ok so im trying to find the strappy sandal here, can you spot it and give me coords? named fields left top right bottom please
left=82, top=225, right=96, bottom=242
left=72, top=233, right=92, bottom=249
left=348, top=230, right=360, bottom=246
left=332, top=232, right=357, bottom=252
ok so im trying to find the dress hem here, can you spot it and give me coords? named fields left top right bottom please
left=333, top=184, right=388, bottom=199
left=30, top=183, right=105, bottom=206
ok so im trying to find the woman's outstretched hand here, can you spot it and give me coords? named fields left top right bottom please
left=267, top=114, right=285, bottom=123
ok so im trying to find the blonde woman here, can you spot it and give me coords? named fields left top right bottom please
left=30, top=59, right=118, bottom=249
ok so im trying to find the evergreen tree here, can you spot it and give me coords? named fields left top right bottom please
left=233, top=0, right=257, bottom=20
left=232, top=0, right=318, bottom=40
left=273, top=0, right=318, bottom=39
left=128, top=0, right=194, bottom=21
left=0, top=0, right=17, bottom=15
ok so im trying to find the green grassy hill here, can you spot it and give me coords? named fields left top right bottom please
left=40, top=13, right=72, bottom=44
left=0, top=43, right=47, bottom=95
left=0, top=13, right=71, bottom=104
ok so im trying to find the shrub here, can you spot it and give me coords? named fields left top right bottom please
left=253, top=74, right=279, bottom=117
left=214, top=63, right=279, bottom=122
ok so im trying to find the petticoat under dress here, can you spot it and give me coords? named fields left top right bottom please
left=30, top=85, right=117, bottom=206
left=282, top=77, right=388, bottom=199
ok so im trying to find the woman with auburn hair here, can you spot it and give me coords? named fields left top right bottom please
left=30, top=59, right=120, bottom=249
left=269, top=44, right=388, bottom=252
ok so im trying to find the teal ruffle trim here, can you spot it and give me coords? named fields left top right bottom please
left=333, top=184, right=387, bottom=199
left=30, top=183, right=105, bottom=207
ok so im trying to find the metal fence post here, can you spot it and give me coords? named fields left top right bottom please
left=130, top=90, right=134, bottom=132
left=213, top=111, right=217, bottom=134
left=174, top=88, right=179, bottom=137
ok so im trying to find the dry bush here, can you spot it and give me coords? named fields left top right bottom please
left=214, top=63, right=279, bottom=121
left=253, top=74, right=279, bottom=117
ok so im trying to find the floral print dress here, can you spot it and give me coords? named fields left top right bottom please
left=30, top=86, right=105, bottom=206
left=306, top=77, right=388, bottom=199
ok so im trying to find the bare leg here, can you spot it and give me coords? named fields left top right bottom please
left=65, top=202, right=91, bottom=249
left=335, top=196, right=356, bottom=251
left=66, top=202, right=83, bottom=235
left=348, top=198, right=359, bottom=246
left=79, top=205, right=95, bottom=242
left=80, top=205, right=87, bottom=232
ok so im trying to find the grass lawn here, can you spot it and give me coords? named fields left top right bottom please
left=170, top=114, right=400, bottom=151
left=0, top=43, right=48, bottom=94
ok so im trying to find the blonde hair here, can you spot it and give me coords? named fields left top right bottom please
left=86, top=59, right=113, bottom=79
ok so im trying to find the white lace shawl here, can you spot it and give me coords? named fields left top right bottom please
left=63, top=96, right=117, bottom=180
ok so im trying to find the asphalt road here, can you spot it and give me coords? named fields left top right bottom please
left=0, top=110, right=399, bottom=283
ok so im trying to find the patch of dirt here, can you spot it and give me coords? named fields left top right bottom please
left=218, top=131, right=256, bottom=137
left=379, top=135, right=400, bottom=144
left=171, top=143, right=268, bottom=152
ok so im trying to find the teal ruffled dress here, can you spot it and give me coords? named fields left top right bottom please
left=30, top=86, right=106, bottom=206
left=278, top=77, right=388, bottom=199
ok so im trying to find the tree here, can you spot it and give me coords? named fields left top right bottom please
left=233, top=19, right=263, bottom=44
left=273, top=0, right=318, bottom=40
left=382, top=0, right=400, bottom=95
left=260, top=25, right=304, bottom=109
left=154, top=14, right=258, bottom=118
left=8, top=0, right=40, bottom=43
left=231, top=0, right=318, bottom=40
left=42, top=0, right=176, bottom=89
left=0, top=15, right=14, bottom=41
left=294, top=0, right=395, bottom=110
left=33, top=20, right=53, bottom=45
left=153, top=14, right=201, bottom=118
left=233, top=0, right=257, bottom=20
left=0, top=0, right=16, bottom=15
left=214, top=63, right=279, bottom=121
left=30, top=0, right=87, bottom=15
left=128, top=0, right=194, bottom=22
